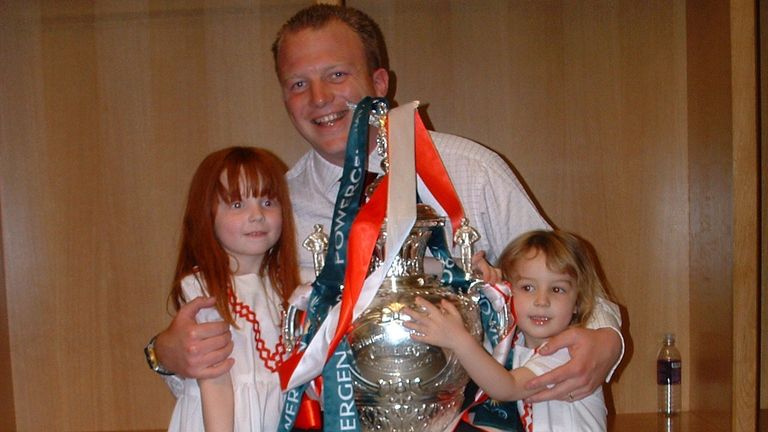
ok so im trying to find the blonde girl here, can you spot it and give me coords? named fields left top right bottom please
left=405, top=230, right=610, bottom=431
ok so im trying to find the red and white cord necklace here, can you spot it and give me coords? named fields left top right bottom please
left=228, top=288, right=286, bottom=372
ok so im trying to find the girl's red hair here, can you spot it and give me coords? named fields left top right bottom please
left=169, top=147, right=299, bottom=324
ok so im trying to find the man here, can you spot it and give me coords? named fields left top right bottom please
left=148, top=4, right=622, bottom=411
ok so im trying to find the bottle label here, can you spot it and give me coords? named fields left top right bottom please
left=657, top=359, right=682, bottom=385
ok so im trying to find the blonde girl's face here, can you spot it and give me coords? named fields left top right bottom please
left=214, top=173, right=283, bottom=275
left=511, top=251, right=579, bottom=349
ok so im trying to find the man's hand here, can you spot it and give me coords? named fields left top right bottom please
left=154, top=296, right=234, bottom=379
left=524, top=327, right=621, bottom=402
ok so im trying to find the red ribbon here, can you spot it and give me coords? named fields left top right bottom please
left=294, top=394, right=323, bottom=430
left=279, top=109, right=468, bottom=389
left=327, top=176, right=389, bottom=360
left=413, top=114, right=465, bottom=238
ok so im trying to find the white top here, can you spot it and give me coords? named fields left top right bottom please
left=513, top=334, right=607, bottom=432
left=167, top=273, right=284, bottom=432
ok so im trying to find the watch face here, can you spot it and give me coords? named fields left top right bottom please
left=145, top=338, right=173, bottom=375
left=144, top=342, right=159, bottom=368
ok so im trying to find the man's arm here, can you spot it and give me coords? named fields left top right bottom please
left=431, top=133, right=625, bottom=401
left=153, top=296, right=234, bottom=379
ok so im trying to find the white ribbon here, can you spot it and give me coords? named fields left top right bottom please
left=284, top=102, right=421, bottom=390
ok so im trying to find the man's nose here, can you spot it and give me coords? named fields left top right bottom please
left=309, top=81, right=331, bottom=107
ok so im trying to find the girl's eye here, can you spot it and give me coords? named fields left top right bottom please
left=231, top=201, right=242, bottom=209
left=552, top=286, right=566, bottom=294
left=262, top=199, right=272, bottom=207
left=522, top=284, right=534, bottom=292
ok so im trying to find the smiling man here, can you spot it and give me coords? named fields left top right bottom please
left=148, top=4, right=624, bottom=429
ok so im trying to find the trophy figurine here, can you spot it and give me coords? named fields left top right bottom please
left=453, top=217, right=480, bottom=276
left=302, top=223, right=329, bottom=276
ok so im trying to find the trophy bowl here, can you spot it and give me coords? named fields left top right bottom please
left=346, top=204, right=483, bottom=431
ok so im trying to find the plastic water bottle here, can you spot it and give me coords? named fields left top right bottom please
left=657, top=333, right=682, bottom=415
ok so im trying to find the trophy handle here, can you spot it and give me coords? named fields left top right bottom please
left=282, top=305, right=305, bottom=353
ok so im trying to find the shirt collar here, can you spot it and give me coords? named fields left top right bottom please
left=308, top=150, right=343, bottom=194
left=309, top=147, right=384, bottom=193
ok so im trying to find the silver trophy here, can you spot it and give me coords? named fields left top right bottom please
left=285, top=101, right=491, bottom=431
left=347, top=203, right=482, bottom=431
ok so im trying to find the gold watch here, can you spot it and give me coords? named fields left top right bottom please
left=144, top=335, right=174, bottom=375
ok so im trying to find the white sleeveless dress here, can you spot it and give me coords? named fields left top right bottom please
left=168, top=273, right=284, bottom=432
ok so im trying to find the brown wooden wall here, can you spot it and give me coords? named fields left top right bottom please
left=0, top=1, right=760, bottom=430
left=761, top=0, right=768, bottom=415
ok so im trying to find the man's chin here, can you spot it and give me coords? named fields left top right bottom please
left=312, top=142, right=349, bottom=166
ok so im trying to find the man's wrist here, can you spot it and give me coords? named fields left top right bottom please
left=596, top=327, right=624, bottom=382
left=144, top=334, right=174, bottom=376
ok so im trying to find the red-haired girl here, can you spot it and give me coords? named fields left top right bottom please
left=167, top=147, right=299, bottom=432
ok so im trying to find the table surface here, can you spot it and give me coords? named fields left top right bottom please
left=106, top=409, right=768, bottom=431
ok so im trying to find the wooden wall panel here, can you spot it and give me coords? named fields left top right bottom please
left=761, top=0, right=768, bottom=413
left=729, top=0, right=759, bottom=429
left=686, top=0, right=734, bottom=417
left=0, top=196, right=15, bottom=432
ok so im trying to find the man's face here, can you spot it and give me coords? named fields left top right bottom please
left=276, top=20, right=389, bottom=166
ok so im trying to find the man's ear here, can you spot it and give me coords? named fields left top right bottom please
left=372, top=68, right=389, bottom=97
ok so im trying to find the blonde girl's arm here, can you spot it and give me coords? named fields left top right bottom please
left=199, top=373, right=234, bottom=432
left=403, top=297, right=539, bottom=401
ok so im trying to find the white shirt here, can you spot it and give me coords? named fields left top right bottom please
left=287, top=131, right=549, bottom=272
left=513, top=334, right=608, bottom=432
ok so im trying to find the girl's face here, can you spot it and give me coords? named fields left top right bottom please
left=214, top=173, right=283, bottom=275
left=511, top=251, right=579, bottom=348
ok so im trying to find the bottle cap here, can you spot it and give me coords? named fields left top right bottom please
left=664, top=333, right=675, bottom=344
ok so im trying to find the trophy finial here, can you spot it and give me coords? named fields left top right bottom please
left=453, top=217, right=480, bottom=275
left=302, top=224, right=328, bottom=277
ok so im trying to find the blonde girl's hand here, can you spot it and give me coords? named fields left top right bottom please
left=471, top=251, right=502, bottom=284
left=402, top=297, right=467, bottom=350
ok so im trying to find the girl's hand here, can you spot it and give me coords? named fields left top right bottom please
left=402, top=297, right=469, bottom=350
left=288, top=282, right=313, bottom=310
left=471, top=251, right=502, bottom=284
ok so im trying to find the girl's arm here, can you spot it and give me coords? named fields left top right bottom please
left=402, top=297, right=537, bottom=401
left=199, top=373, right=234, bottom=432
